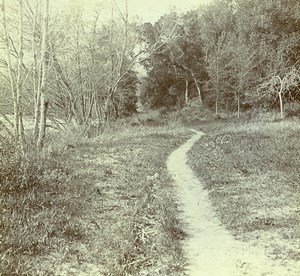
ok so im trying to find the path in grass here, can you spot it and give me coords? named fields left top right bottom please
left=167, top=129, right=296, bottom=276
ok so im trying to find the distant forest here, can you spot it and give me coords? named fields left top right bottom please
left=138, top=0, right=300, bottom=118
left=1, top=0, right=300, bottom=145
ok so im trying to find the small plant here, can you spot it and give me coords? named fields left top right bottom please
left=0, top=136, right=70, bottom=275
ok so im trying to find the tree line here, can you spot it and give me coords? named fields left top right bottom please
left=1, top=0, right=300, bottom=150
left=139, top=0, right=300, bottom=118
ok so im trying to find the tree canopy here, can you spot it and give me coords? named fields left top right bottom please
left=1, top=0, right=300, bottom=147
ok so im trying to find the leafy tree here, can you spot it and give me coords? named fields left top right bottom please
left=139, top=11, right=208, bottom=109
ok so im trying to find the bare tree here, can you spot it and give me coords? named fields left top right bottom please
left=258, top=67, right=300, bottom=118
left=36, top=0, right=49, bottom=149
left=32, top=0, right=41, bottom=140
left=103, top=0, right=130, bottom=122
left=1, top=0, right=25, bottom=150
left=16, top=0, right=25, bottom=148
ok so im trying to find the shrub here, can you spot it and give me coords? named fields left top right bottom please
left=1, top=137, right=69, bottom=275
left=0, top=138, right=22, bottom=193
left=0, top=138, right=68, bottom=195
left=285, top=102, right=300, bottom=117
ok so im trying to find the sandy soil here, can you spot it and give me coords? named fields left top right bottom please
left=167, top=129, right=300, bottom=276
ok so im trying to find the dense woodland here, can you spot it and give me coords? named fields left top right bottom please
left=1, top=0, right=300, bottom=148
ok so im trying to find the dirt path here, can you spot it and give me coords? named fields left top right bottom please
left=167, top=129, right=299, bottom=276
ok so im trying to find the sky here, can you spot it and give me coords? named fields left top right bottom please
left=53, top=0, right=215, bottom=23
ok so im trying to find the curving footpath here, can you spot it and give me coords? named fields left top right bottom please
left=167, top=129, right=299, bottom=276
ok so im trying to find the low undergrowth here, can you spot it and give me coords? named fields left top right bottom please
left=1, top=124, right=189, bottom=275
left=189, top=119, right=300, bottom=263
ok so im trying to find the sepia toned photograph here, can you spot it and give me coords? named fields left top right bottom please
left=1, top=0, right=300, bottom=275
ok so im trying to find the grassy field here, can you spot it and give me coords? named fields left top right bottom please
left=1, top=123, right=190, bottom=275
left=2, top=109, right=300, bottom=275
left=188, top=119, right=300, bottom=264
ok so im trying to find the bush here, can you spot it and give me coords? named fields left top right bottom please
left=285, top=102, right=300, bottom=117
left=0, top=137, right=69, bottom=275
left=0, top=138, right=22, bottom=193
left=0, top=138, right=67, bottom=195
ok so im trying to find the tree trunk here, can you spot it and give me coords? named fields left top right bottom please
left=194, top=78, right=202, bottom=105
left=16, top=0, right=25, bottom=150
left=52, top=54, right=84, bottom=125
left=37, top=0, right=49, bottom=149
left=237, top=95, right=240, bottom=119
left=32, top=1, right=40, bottom=138
left=0, top=119, right=14, bottom=138
left=279, top=90, right=284, bottom=119
left=37, top=95, right=48, bottom=149
left=215, top=53, right=220, bottom=115
left=1, top=0, right=19, bottom=141
left=76, top=22, right=86, bottom=120
left=185, top=78, right=189, bottom=104
left=95, top=95, right=103, bottom=131
left=118, top=0, right=128, bottom=76
left=278, top=78, right=284, bottom=119
left=34, top=85, right=41, bottom=140
left=104, top=92, right=113, bottom=122
left=83, top=93, right=95, bottom=125
left=215, top=96, right=218, bottom=115
left=105, top=0, right=129, bottom=123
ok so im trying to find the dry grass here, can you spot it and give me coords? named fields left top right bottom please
left=188, top=118, right=300, bottom=263
left=1, top=123, right=189, bottom=275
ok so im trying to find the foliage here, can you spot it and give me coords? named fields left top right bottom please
left=1, top=0, right=300, bottom=142
left=138, top=0, right=300, bottom=117
left=0, top=0, right=141, bottom=149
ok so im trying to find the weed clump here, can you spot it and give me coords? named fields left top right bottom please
left=0, top=138, right=22, bottom=192
left=0, top=137, right=69, bottom=275
left=0, top=139, right=67, bottom=194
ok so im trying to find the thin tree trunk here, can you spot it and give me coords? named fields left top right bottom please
left=104, top=92, right=113, bottom=122
left=95, top=95, right=103, bottom=131
left=1, top=0, right=19, bottom=141
left=106, top=3, right=115, bottom=122
left=32, top=1, right=40, bottom=139
left=37, top=0, right=49, bottom=149
left=279, top=90, right=284, bottom=119
left=52, top=54, right=83, bottom=124
left=118, top=0, right=128, bottom=77
left=106, top=0, right=129, bottom=122
left=16, top=0, right=25, bottom=150
left=0, top=113, right=14, bottom=128
left=76, top=21, right=86, bottom=119
left=81, top=96, right=86, bottom=119
left=185, top=77, right=189, bottom=104
left=237, top=95, right=240, bottom=119
left=0, top=119, right=14, bottom=138
left=37, top=94, right=48, bottom=148
left=275, top=77, right=284, bottom=119
left=194, top=78, right=202, bottom=105
left=215, top=52, right=219, bottom=115
left=84, top=93, right=95, bottom=125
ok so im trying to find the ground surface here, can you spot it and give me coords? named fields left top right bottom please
left=178, top=120, right=300, bottom=275
left=1, top=125, right=189, bottom=275
left=2, top=117, right=300, bottom=275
